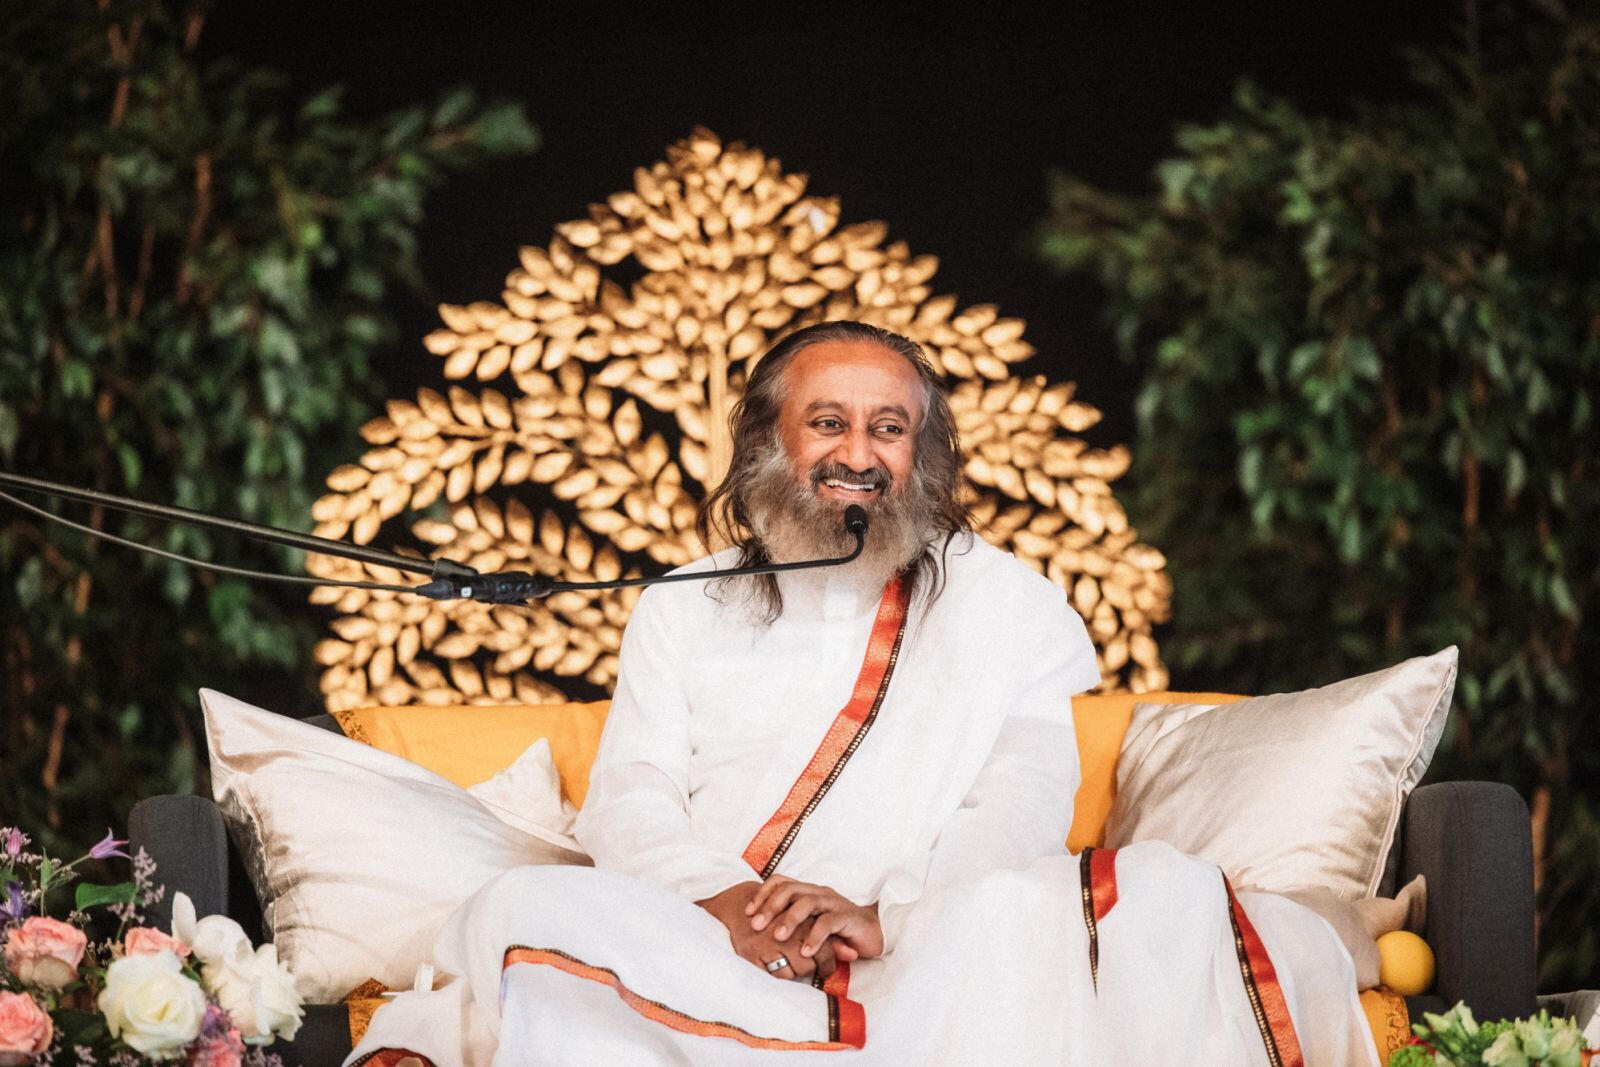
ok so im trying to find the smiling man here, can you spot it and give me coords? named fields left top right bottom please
left=347, top=322, right=1376, bottom=1066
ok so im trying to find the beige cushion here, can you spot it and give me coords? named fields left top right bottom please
left=200, top=689, right=587, bottom=1003
left=1104, top=648, right=1457, bottom=899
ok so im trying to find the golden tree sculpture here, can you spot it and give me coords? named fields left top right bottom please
left=307, top=128, right=1171, bottom=712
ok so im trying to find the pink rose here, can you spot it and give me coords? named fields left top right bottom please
left=0, top=991, right=53, bottom=1065
left=187, top=1028, right=243, bottom=1067
left=3, top=916, right=87, bottom=990
left=124, top=926, right=192, bottom=961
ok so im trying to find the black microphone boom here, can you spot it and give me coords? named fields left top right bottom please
left=0, top=470, right=871, bottom=606
left=419, top=504, right=871, bottom=603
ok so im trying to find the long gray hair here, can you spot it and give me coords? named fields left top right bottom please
left=696, top=320, right=972, bottom=620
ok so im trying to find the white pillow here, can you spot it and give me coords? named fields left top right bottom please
left=467, top=736, right=579, bottom=840
left=200, top=689, right=588, bottom=1003
left=1104, top=647, right=1457, bottom=899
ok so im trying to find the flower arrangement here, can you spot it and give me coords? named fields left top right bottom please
left=1389, top=1002, right=1596, bottom=1067
left=0, top=823, right=302, bottom=1065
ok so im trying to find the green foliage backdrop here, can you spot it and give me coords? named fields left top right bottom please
left=0, top=1, right=535, bottom=848
left=1041, top=3, right=1599, bottom=988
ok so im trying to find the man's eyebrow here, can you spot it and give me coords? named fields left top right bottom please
left=800, top=400, right=916, bottom=421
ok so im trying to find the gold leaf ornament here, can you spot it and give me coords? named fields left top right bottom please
left=311, top=128, right=1171, bottom=711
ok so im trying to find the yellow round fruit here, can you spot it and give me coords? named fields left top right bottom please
left=1377, top=931, right=1435, bottom=996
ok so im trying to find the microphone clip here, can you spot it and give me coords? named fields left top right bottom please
left=413, top=567, right=554, bottom=604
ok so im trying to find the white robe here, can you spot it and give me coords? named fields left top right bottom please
left=348, top=536, right=1376, bottom=1066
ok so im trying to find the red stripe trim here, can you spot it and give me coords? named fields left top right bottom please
left=1089, top=846, right=1118, bottom=923
left=504, top=946, right=864, bottom=1051
left=819, top=962, right=864, bottom=1047
left=1079, top=847, right=1118, bottom=990
left=1223, top=878, right=1306, bottom=1067
left=741, top=576, right=910, bottom=878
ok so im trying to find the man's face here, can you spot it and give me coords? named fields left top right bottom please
left=774, top=341, right=924, bottom=514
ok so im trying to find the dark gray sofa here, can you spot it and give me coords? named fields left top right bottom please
left=128, top=714, right=1538, bottom=1067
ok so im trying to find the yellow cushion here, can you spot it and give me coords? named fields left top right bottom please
left=336, top=692, right=1240, bottom=846
left=1359, top=988, right=1412, bottom=1064
left=333, top=701, right=610, bottom=807
left=1066, top=691, right=1245, bottom=853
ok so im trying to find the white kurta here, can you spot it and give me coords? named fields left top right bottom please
left=576, top=534, right=1100, bottom=948
left=348, top=535, right=1376, bottom=1066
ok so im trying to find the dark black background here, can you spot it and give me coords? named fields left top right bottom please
left=205, top=0, right=1457, bottom=450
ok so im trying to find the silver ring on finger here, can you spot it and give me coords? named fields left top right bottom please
left=765, top=955, right=790, bottom=974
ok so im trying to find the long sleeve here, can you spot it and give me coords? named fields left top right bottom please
left=573, top=588, right=756, bottom=902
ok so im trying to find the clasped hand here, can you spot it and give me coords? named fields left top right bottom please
left=696, top=876, right=883, bottom=982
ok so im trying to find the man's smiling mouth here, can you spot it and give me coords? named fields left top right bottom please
left=823, top=478, right=879, bottom=493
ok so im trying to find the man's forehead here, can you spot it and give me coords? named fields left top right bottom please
left=783, top=341, right=925, bottom=414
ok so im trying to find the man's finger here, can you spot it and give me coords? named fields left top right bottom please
left=812, top=938, right=838, bottom=981
left=773, top=894, right=825, bottom=941
left=762, top=947, right=814, bottom=981
left=747, top=875, right=792, bottom=916
left=750, top=883, right=807, bottom=931
left=799, top=910, right=848, bottom=957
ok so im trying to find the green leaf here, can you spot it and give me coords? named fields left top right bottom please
left=15, top=557, right=45, bottom=608
left=1549, top=574, right=1579, bottom=622
left=51, top=1008, right=108, bottom=1047
left=1504, top=449, right=1526, bottom=499
left=1287, top=341, right=1323, bottom=382
left=0, top=403, right=18, bottom=456
left=117, top=444, right=142, bottom=490
left=75, top=881, right=136, bottom=911
left=59, top=359, right=94, bottom=399
left=432, top=86, right=477, bottom=129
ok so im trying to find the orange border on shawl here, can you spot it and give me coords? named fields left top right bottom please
left=811, top=962, right=865, bottom=1046
left=741, top=576, right=911, bottom=879
left=1223, top=878, right=1306, bottom=1067
left=1078, top=846, right=1118, bottom=989
left=503, top=946, right=865, bottom=1051
left=733, top=575, right=907, bottom=1052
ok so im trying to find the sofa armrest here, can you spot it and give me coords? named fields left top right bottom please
left=1400, top=781, right=1537, bottom=1020
left=128, top=794, right=231, bottom=931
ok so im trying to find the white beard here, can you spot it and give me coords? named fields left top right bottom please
left=743, top=441, right=935, bottom=590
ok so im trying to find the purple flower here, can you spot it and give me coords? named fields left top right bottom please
left=0, top=881, right=27, bottom=924
left=200, top=1002, right=234, bottom=1038
left=88, top=829, right=129, bottom=861
left=2, top=827, right=26, bottom=859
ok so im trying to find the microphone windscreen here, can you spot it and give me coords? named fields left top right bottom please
left=843, top=504, right=869, bottom=537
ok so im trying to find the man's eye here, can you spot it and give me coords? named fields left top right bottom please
left=814, top=418, right=843, bottom=431
left=874, top=424, right=904, bottom=437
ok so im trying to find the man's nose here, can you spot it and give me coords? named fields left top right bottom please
left=831, top=427, right=876, bottom=472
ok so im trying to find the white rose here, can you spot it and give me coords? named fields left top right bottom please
left=202, top=944, right=303, bottom=1044
left=96, top=950, right=205, bottom=1059
left=169, top=892, right=250, bottom=966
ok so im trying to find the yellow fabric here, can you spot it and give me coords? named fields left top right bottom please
left=334, top=693, right=1246, bottom=843
left=333, top=701, right=611, bottom=807
left=1376, top=931, right=1435, bottom=997
left=1360, top=988, right=1412, bottom=1064
left=1066, top=692, right=1245, bottom=853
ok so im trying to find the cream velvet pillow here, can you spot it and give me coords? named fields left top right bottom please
left=200, top=689, right=588, bottom=1003
left=1104, top=648, right=1457, bottom=899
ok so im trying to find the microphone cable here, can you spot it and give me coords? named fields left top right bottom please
left=1, top=469, right=873, bottom=605
left=0, top=489, right=424, bottom=596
